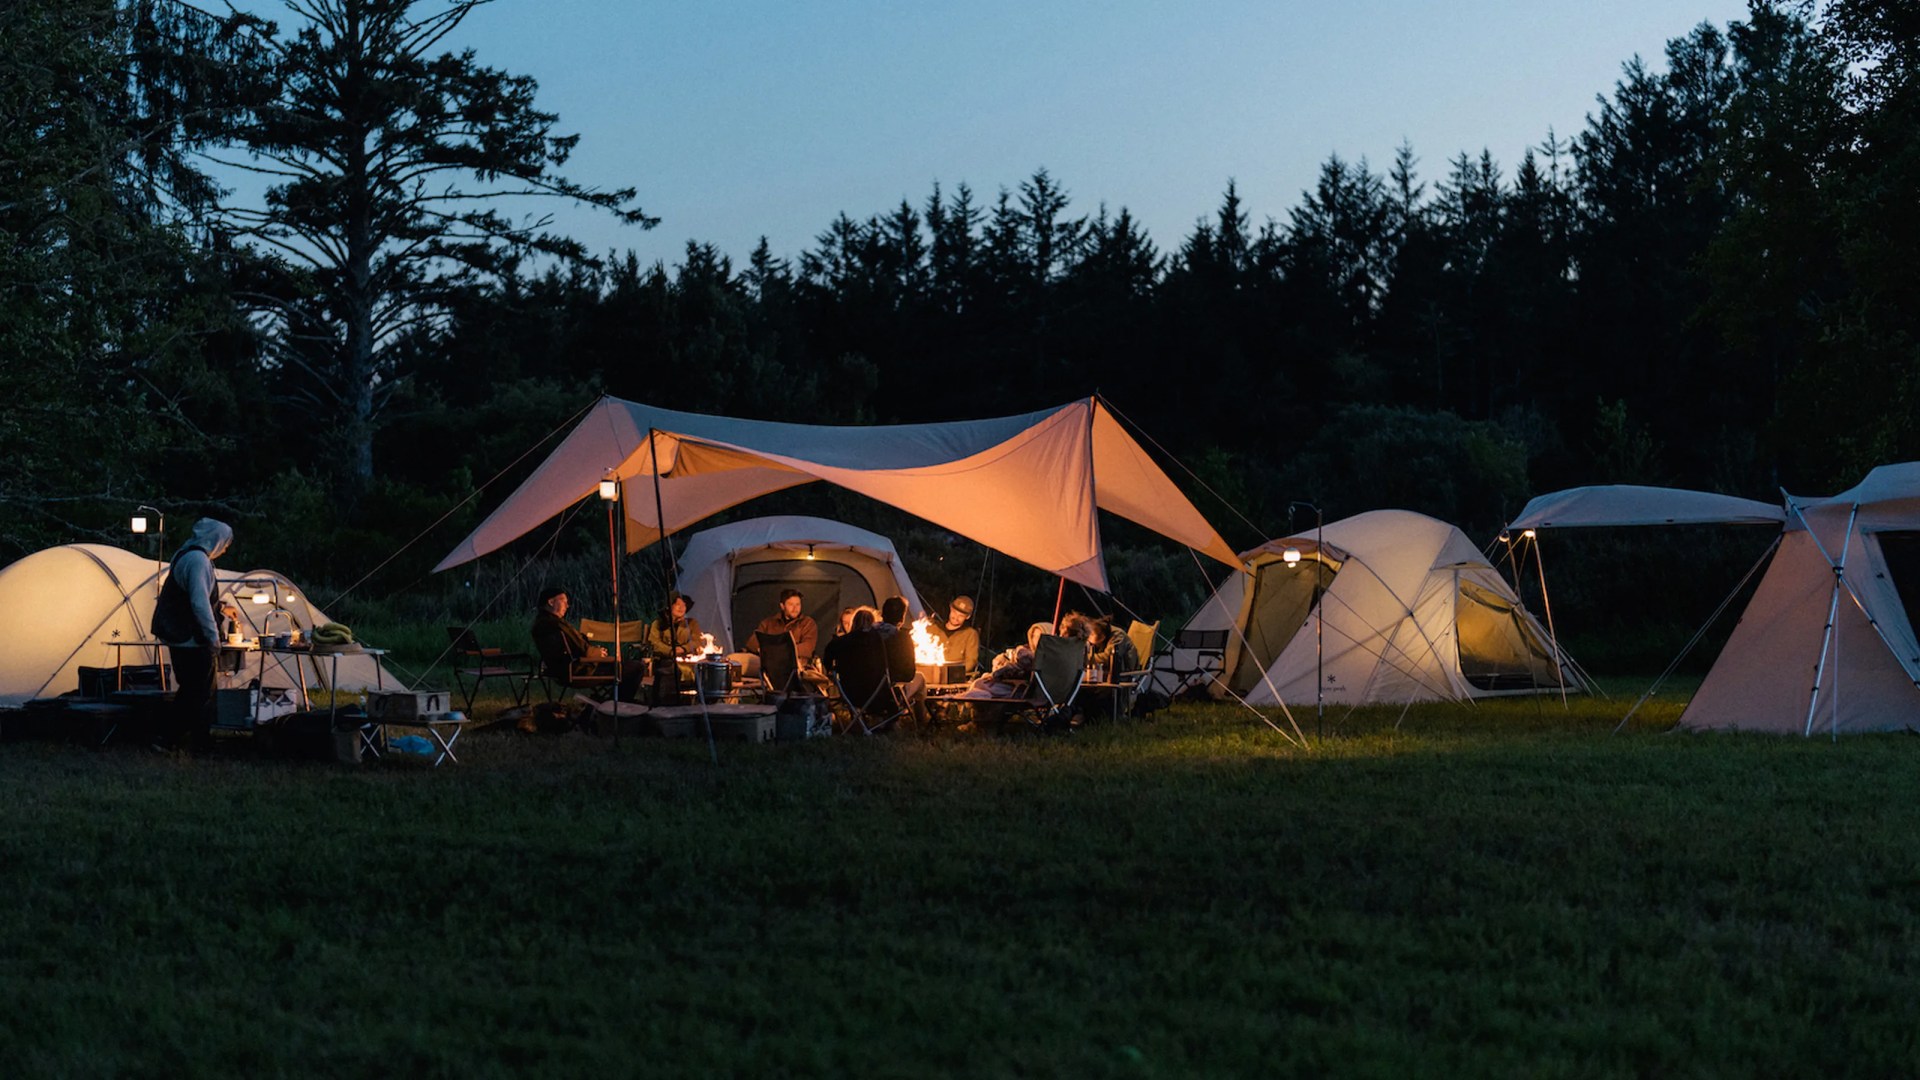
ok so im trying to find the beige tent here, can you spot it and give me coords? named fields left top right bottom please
left=435, top=396, right=1240, bottom=591
left=1172, top=510, right=1579, bottom=706
left=0, top=544, right=399, bottom=706
left=675, top=516, right=924, bottom=652
left=1509, top=465, right=1920, bottom=734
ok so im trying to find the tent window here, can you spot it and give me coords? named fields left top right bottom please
left=1871, top=532, right=1920, bottom=621
left=732, top=560, right=877, bottom=641
left=1455, top=579, right=1563, bottom=691
left=1230, top=556, right=1336, bottom=694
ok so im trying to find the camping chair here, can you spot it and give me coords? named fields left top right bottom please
left=825, top=633, right=910, bottom=735
left=1125, top=620, right=1159, bottom=676
left=1146, top=627, right=1228, bottom=700
left=1006, top=634, right=1088, bottom=734
left=530, top=631, right=619, bottom=703
left=446, top=627, right=536, bottom=712
left=755, top=630, right=807, bottom=698
left=579, top=619, right=648, bottom=657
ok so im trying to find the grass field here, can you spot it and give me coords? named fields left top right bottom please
left=2, top=680, right=1917, bottom=1077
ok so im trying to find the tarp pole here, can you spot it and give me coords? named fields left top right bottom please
left=1052, top=576, right=1066, bottom=628
left=1529, top=536, right=1570, bottom=708
left=608, top=479, right=622, bottom=741
left=651, top=427, right=716, bottom=764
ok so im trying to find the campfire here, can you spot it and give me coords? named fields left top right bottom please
left=692, top=632, right=722, bottom=659
left=910, top=617, right=943, bottom=665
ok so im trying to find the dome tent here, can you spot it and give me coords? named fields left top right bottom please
left=1177, top=510, right=1582, bottom=706
left=674, top=516, right=925, bottom=652
left=0, top=544, right=398, bottom=706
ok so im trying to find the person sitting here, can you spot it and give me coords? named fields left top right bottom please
left=932, top=594, right=981, bottom=675
left=1080, top=616, right=1141, bottom=723
left=744, top=588, right=820, bottom=668
left=645, top=593, right=703, bottom=658
left=821, top=607, right=879, bottom=674
left=876, top=595, right=927, bottom=720
left=832, top=606, right=858, bottom=638
left=964, top=621, right=1054, bottom=699
left=530, top=587, right=643, bottom=699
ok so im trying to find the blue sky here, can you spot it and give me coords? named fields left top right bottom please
left=416, top=1, right=1754, bottom=267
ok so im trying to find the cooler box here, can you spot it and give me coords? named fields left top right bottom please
left=367, top=689, right=449, bottom=721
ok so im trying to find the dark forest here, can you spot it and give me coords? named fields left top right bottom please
left=5, top=0, right=1917, bottom=664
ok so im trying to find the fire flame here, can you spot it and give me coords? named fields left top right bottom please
left=910, top=617, right=944, bottom=665
left=693, top=632, right=721, bottom=658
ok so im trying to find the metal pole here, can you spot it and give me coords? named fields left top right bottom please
left=1315, top=506, right=1324, bottom=739
left=650, top=428, right=715, bottom=764
left=606, top=489, right=621, bottom=737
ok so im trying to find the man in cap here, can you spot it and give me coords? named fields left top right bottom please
left=936, top=594, right=981, bottom=675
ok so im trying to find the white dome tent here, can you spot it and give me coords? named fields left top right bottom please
left=1173, top=510, right=1583, bottom=707
left=673, top=516, right=925, bottom=652
left=0, top=544, right=398, bottom=706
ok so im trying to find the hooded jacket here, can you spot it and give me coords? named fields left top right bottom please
left=151, top=518, right=233, bottom=647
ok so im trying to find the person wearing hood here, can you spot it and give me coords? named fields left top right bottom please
left=149, top=518, right=238, bottom=752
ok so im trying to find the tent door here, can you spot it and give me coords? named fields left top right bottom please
left=731, top=560, right=878, bottom=643
left=1454, top=579, right=1563, bottom=691
left=1229, top=556, right=1336, bottom=694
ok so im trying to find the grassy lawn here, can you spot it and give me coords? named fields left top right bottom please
left=2, top=682, right=1916, bottom=1076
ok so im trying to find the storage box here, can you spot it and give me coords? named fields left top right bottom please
left=214, top=686, right=305, bottom=729
left=707, top=710, right=776, bottom=743
left=917, top=661, right=966, bottom=687
left=366, top=689, right=449, bottom=721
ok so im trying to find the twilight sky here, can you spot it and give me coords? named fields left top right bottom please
left=426, top=0, right=1753, bottom=267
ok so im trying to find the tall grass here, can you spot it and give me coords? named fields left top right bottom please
left=1, top=691, right=1913, bottom=1075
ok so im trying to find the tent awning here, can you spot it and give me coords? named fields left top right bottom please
left=434, top=396, right=1241, bottom=591
left=1508, top=485, right=1786, bottom=531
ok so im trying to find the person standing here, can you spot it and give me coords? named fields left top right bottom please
left=149, top=518, right=237, bottom=753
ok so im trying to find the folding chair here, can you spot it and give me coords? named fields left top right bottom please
left=530, top=632, right=619, bottom=703
left=1125, top=620, right=1159, bottom=675
left=446, top=627, right=536, bottom=712
left=579, top=619, right=648, bottom=657
left=1006, top=634, right=1088, bottom=734
left=825, top=633, right=909, bottom=735
left=1146, top=628, right=1228, bottom=699
left=755, top=631, right=806, bottom=698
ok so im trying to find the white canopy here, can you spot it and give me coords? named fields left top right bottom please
left=1508, top=485, right=1785, bottom=530
left=674, top=516, right=925, bottom=652
left=436, top=396, right=1240, bottom=592
left=1514, top=468, right=1920, bottom=734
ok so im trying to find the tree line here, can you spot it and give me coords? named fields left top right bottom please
left=4, top=0, right=1916, bottom=662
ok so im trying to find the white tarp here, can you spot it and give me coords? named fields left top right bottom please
left=1169, top=510, right=1579, bottom=706
left=674, top=516, right=925, bottom=652
left=1508, top=485, right=1786, bottom=530
left=1515, top=469, right=1920, bottom=734
left=435, top=396, right=1241, bottom=592
left=0, top=544, right=399, bottom=706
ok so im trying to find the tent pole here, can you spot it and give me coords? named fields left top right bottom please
left=1614, top=534, right=1780, bottom=733
left=651, top=426, right=715, bottom=764
left=1529, top=537, right=1569, bottom=709
left=1052, top=576, right=1066, bottom=628
left=1804, top=570, right=1842, bottom=738
left=607, top=479, right=621, bottom=741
